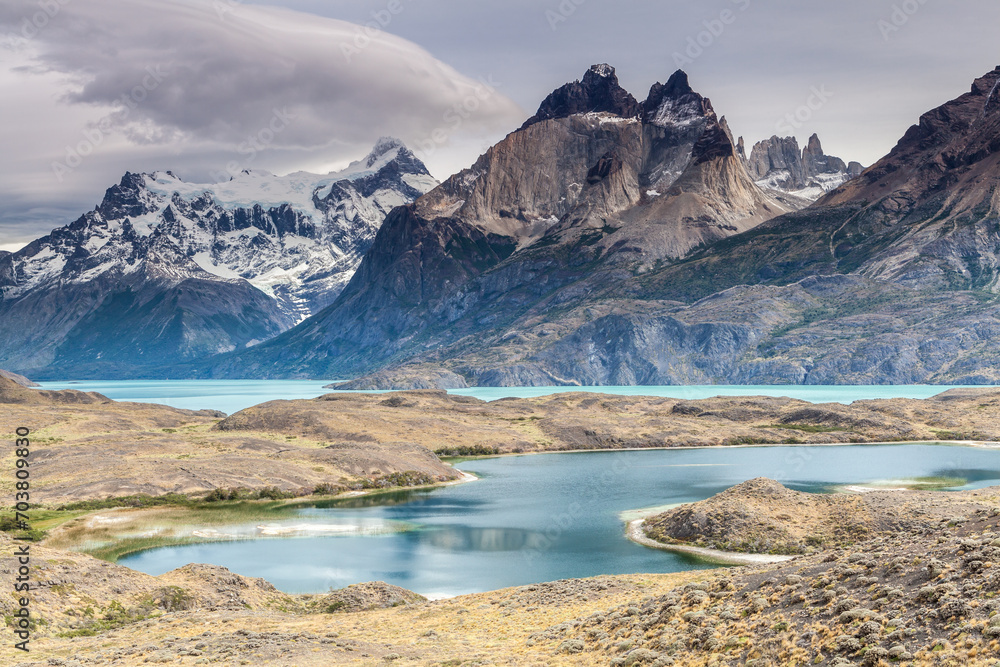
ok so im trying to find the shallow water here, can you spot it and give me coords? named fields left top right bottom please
left=118, top=444, right=1000, bottom=597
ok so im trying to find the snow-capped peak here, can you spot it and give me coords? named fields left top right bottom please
left=4, top=139, right=439, bottom=326
left=589, top=63, right=615, bottom=78
left=141, top=139, right=428, bottom=213
left=367, top=136, right=405, bottom=165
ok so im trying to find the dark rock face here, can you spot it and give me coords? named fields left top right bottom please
left=113, top=66, right=1000, bottom=388
left=194, top=65, right=795, bottom=380
left=521, top=64, right=642, bottom=129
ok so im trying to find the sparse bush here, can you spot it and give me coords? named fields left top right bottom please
left=323, top=600, right=348, bottom=613
left=0, top=515, right=46, bottom=541
left=348, top=471, right=438, bottom=490
left=203, top=486, right=296, bottom=502
left=434, top=444, right=499, bottom=457
left=57, top=494, right=192, bottom=511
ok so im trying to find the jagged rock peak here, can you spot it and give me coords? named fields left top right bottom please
left=642, top=70, right=714, bottom=127
left=520, top=63, right=641, bottom=129
left=977, top=68, right=1000, bottom=116
left=970, top=65, right=1000, bottom=98
left=747, top=134, right=860, bottom=200
left=647, top=70, right=694, bottom=103
left=96, top=171, right=160, bottom=220
left=803, top=133, right=824, bottom=156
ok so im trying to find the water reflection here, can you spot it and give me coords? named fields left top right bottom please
left=931, top=468, right=1000, bottom=488
left=299, top=491, right=487, bottom=515
left=416, top=526, right=547, bottom=552
left=119, top=445, right=1000, bottom=596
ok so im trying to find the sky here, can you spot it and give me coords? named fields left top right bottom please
left=1, top=0, right=998, bottom=252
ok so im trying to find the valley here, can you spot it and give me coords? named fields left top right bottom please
left=4, top=4, right=1000, bottom=666
left=3, top=381, right=1000, bottom=665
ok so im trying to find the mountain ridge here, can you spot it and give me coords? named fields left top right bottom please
left=0, top=139, right=436, bottom=378
left=187, top=65, right=811, bottom=381
left=315, top=65, right=1000, bottom=388
left=746, top=133, right=864, bottom=201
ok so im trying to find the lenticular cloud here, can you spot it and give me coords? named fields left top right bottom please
left=0, top=0, right=523, bottom=152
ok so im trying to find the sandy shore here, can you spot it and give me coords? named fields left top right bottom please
left=625, top=518, right=796, bottom=566
left=52, top=469, right=481, bottom=558
left=473, top=439, right=1000, bottom=460
left=442, top=471, right=479, bottom=485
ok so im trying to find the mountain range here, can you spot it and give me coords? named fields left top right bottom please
left=0, top=139, right=436, bottom=378
left=6, top=63, right=1000, bottom=387
left=743, top=133, right=864, bottom=201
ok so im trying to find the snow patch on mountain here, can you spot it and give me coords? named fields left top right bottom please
left=744, top=134, right=863, bottom=202
left=649, top=97, right=705, bottom=127
left=1, top=139, right=437, bottom=324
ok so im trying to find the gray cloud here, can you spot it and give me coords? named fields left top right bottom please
left=275, top=0, right=1000, bottom=166
left=3, top=0, right=1000, bottom=250
left=0, top=0, right=524, bottom=248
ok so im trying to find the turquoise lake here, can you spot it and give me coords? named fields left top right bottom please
left=118, top=444, right=1000, bottom=598
left=36, top=380, right=987, bottom=415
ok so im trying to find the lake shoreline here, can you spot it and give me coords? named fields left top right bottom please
left=50, top=441, right=995, bottom=562
left=624, top=518, right=796, bottom=566
left=453, top=438, right=999, bottom=461
left=44, top=468, right=480, bottom=562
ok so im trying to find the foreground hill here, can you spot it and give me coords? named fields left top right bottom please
left=0, top=378, right=457, bottom=504
left=4, top=481, right=1000, bottom=666
left=644, top=477, right=997, bottom=554
left=5, top=377, right=1000, bottom=504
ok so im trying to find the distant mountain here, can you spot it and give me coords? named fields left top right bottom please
left=300, top=65, right=1000, bottom=387
left=744, top=134, right=864, bottom=201
left=194, top=65, right=801, bottom=381
left=0, top=138, right=436, bottom=378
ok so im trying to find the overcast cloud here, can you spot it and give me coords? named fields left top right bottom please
left=0, top=0, right=524, bottom=250
left=2, top=0, right=1000, bottom=251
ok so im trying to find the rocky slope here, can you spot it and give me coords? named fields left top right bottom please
left=197, top=65, right=799, bottom=379
left=556, top=493, right=1000, bottom=667
left=643, top=478, right=995, bottom=555
left=8, top=380, right=1000, bottom=506
left=0, top=138, right=436, bottom=379
left=0, top=369, right=37, bottom=387
left=746, top=133, right=864, bottom=200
